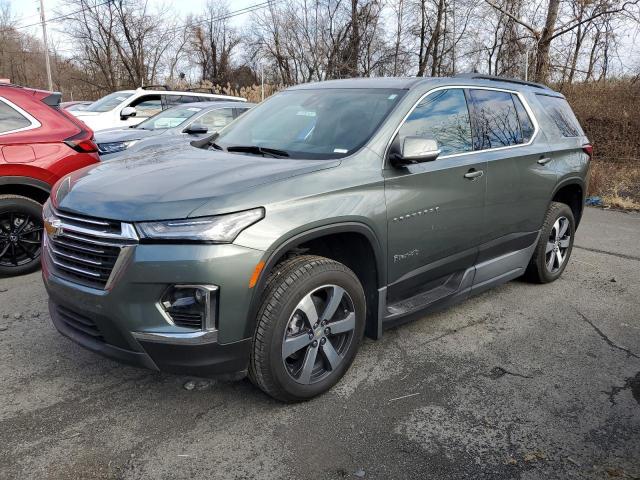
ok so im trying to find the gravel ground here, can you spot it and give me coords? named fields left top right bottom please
left=0, top=207, right=639, bottom=480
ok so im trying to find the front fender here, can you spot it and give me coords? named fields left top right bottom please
left=241, top=221, right=386, bottom=339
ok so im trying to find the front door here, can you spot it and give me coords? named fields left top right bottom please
left=384, top=88, right=486, bottom=302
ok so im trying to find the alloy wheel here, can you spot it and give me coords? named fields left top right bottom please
left=545, top=216, right=571, bottom=274
left=282, top=284, right=356, bottom=385
left=0, top=212, right=43, bottom=267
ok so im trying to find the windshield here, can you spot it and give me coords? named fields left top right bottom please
left=84, top=91, right=134, bottom=113
left=215, top=88, right=405, bottom=159
left=136, top=105, right=203, bottom=130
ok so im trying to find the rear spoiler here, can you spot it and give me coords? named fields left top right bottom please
left=42, top=92, right=62, bottom=107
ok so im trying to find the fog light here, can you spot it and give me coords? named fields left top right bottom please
left=160, top=285, right=218, bottom=330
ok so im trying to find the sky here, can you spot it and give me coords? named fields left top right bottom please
left=10, top=0, right=257, bottom=49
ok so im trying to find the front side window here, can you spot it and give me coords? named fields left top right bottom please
left=196, top=108, right=235, bottom=132
left=84, top=91, right=134, bottom=112
left=214, top=88, right=405, bottom=159
left=0, top=100, right=31, bottom=134
left=398, top=89, right=473, bottom=156
left=130, top=96, right=162, bottom=118
left=467, top=89, right=523, bottom=149
left=136, top=105, right=202, bottom=130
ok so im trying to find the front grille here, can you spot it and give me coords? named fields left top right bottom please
left=56, top=305, right=104, bottom=342
left=45, top=208, right=138, bottom=289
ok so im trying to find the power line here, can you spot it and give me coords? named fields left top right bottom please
left=4, top=0, right=113, bottom=32
left=0, top=0, right=280, bottom=58
left=4, top=0, right=278, bottom=33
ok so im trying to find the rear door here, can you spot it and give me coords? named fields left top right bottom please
left=384, top=88, right=486, bottom=301
left=466, top=88, right=556, bottom=256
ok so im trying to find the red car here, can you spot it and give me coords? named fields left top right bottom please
left=0, top=84, right=99, bottom=276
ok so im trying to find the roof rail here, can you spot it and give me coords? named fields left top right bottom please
left=140, top=85, right=169, bottom=91
left=454, top=73, right=550, bottom=90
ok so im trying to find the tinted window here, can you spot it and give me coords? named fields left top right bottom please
left=215, top=88, right=404, bottom=160
left=164, top=95, right=200, bottom=107
left=398, top=89, right=472, bottom=156
left=196, top=108, right=235, bottom=132
left=513, top=94, right=535, bottom=142
left=468, top=89, right=523, bottom=149
left=537, top=95, right=583, bottom=137
left=233, top=107, right=250, bottom=118
left=0, top=100, right=31, bottom=134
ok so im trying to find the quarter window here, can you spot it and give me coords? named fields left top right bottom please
left=536, top=95, right=583, bottom=137
left=0, top=100, right=31, bottom=134
left=398, top=89, right=473, bottom=156
left=467, top=89, right=523, bottom=149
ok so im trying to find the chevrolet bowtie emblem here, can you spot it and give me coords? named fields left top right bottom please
left=44, top=217, right=64, bottom=239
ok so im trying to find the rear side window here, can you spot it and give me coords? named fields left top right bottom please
left=513, top=95, right=535, bottom=142
left=164, top=95, right=199, bottom=107
left=467, top=89, right=523, bottom=149
left=0, top=99, right=31, bottom=134
left=536, top=95, right=583, bottom=137
left=399, top=89, right=473, bottom=156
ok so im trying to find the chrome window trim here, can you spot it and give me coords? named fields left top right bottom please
left=382, top=85, right=540, bottom=169
left=0, top=96, right=42, bottom=136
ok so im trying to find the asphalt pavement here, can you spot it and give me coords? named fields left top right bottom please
left=1, top=207, right=639, bottom=480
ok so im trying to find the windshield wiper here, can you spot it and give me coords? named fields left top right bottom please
left=226, top=145, right=290, bottom=158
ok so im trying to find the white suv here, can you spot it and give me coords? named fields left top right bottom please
left=70, top=87, right=246, bottom=131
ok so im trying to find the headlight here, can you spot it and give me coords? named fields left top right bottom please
left=136, top=208, right=264, bottom=242
left=98, top=140, right=139, bottom=155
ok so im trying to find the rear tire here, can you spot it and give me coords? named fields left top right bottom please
left=249, top=255, right=366, bottom=402
left=0, top=195, right=44, bottom=277
left=525, top=201, right=575, bottom=284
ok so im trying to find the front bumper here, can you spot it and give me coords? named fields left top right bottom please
left=43, top=241, right=264, bottom=378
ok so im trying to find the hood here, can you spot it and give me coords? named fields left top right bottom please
left=95, top=127, right=162, bottom=144
left=54, top=147, right=340, bottom=221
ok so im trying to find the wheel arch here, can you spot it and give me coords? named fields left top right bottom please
left=244, top=222, right=386, bottom=340
left=0, top=176, right=51, bottom=204
left=550, top=177, right=585, bottom=227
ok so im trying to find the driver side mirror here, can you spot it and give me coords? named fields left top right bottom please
left=391, top=137, right=441, bottom=167
left=120, top=106, right=137, bottom=119
left=184, top=123, right=209, bottom=135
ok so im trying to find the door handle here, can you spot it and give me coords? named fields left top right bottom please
left=464, top=169, right=484, bottom=180
left=537, top=157, right=552, bottom=165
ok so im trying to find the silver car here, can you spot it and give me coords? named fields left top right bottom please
left=95, top=101, right=254, bottom=160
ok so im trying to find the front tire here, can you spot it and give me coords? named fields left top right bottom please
left=249, top=255, right=366, bottom=402
left=0, top=195, right=44, bottom=277
left=525, top=201, right=575, bottom=283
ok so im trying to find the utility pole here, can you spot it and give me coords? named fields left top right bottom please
left=39, top=0, right=53, bottom=91
left=260, top=65, right=264, bottom=102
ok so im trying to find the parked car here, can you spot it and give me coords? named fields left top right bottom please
left=95, top=101, right=254, bottom=161
left=70, top=87, right=246, bottom=132
left=61, top=101, right=92, bottom=112
left=0, top=84, right=99, bottom=276
left=42, top=75, right=591, bottom=401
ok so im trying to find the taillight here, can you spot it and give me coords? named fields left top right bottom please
left=582, top=144, right=593, bottom=158
left=64, top=130, right=98, bottom=153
